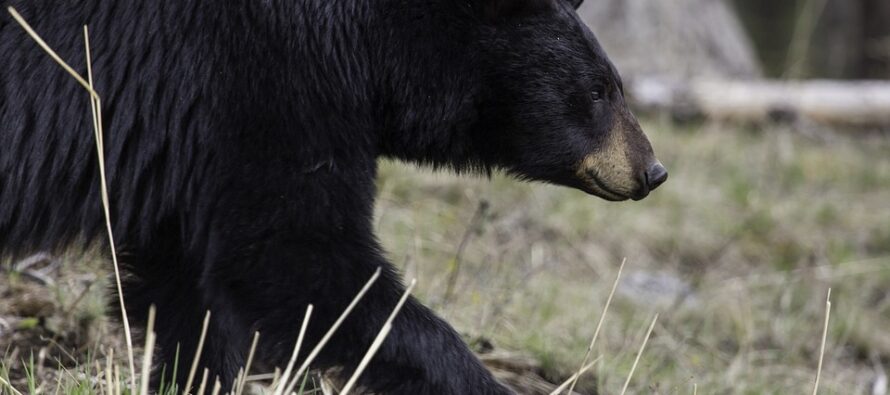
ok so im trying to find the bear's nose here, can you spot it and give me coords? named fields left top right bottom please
left=645, top=162, right=668, bottom=191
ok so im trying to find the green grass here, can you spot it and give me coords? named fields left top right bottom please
left=3, top=120, right=890, bottom=394
left=374, top=121, right=890, bottom=393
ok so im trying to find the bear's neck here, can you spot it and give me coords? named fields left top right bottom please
left=370, top=1, right=494, bottom=173
left=209, top=0, right=495, bottom=173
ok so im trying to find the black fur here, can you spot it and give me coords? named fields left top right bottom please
left=1, top=0, right=632, bottom=393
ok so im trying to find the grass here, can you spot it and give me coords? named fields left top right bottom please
left=0, top=265, right=395, bottom=395
left=5, top=120, right=886, bottom=394
left=372, top=121, right=890, bottom=393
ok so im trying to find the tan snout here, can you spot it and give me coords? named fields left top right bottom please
left=575, top=111, right=666, bottom=201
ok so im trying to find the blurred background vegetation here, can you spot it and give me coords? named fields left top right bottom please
left=2, top=0, right=889, bottom=394
left=733, top=0, right=890, bottom=79
left=581, top=0, right=890, bottom=80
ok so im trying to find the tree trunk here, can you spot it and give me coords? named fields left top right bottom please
left=629, top=78, right=890, bottom=127
left=578, top=0, right=761, bottom=80
left=863, top=0, right=890, bottom=78
left=732, top=0, right=890, bottom=79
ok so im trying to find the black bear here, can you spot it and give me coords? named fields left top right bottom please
left=0, top=0, right=666, bottom=393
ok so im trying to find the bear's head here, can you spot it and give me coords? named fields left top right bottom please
left=475, top=0, right=667, bottom=201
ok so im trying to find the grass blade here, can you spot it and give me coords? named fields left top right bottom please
left=287, top=267, right=382, bottom=388
left=234, top=332, right=261, bottom=395
left=0, top=376, right=24, bottom=395
left=140, top=306, right=157, bottom=395
left=566, top=258, right=625, bottom=394
left=547, top=356, right=602, bottom=395
left=275, top=305, right=314, bottom=395
left=812, top=288, right=832, bottom=395
left=184, top=311, right=212, bottom=394
left=195, top=369, right=209, bottom=395
left=620, top=313, right=658, bottom=395
left=340, top=278, right=418, bottom=395
left=6, top=8, right=99, bottom=100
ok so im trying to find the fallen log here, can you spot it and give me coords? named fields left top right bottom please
left=628, top=78, right=890, bottom=127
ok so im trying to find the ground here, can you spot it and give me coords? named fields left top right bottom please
left=3, top=120, right=890, bottom=394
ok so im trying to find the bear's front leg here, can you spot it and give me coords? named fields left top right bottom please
left=355, top=294, right=516, bottom=395
left=188, top=150, right=513, bottom=393
left=212, top=234, right=514, bottom=394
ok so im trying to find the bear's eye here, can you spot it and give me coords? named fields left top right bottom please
left=591, top=87, right=605, bottom=103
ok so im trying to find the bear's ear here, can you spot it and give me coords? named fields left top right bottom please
left=568, top=0, right=583, bottom=9
left=481, top=0, right=556, bottom=20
